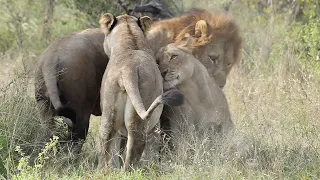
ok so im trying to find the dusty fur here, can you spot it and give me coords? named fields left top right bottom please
left=149, top=8, right=242, bottom=65
left=156, top=39, right=234, bottom=144
left=98, top=14, right=183, bottom=171
left=148, top=9, right=242, bottom=88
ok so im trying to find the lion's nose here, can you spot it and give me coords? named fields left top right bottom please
left=161, top=70, right=168, bottom=77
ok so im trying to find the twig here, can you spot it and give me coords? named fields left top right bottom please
left=117, top=0, right=130, bottom=14
left=0, top=72, right=31, bottom=93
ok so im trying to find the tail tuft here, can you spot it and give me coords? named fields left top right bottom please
left=161, top=88, right=184, bottom=106
left=57, top=106, right=76, bottom=128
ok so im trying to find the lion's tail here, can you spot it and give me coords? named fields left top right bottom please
left=42, top=57, right=76, bottom=127
left=123, top=69, right=184, bottom=121
left=143, top=88, right=184, bottom=120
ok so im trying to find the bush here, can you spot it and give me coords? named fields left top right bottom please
left=289, top=19, right=320, bottom=79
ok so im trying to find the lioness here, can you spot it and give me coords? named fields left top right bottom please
left=98, top=14, right=183, bottom=170
left=115, top=9, right=242, bottom=164
left=156, top=35, right=234, bottom=143
left=150, top=9, right=241, bottom=150
left=35, top=8, right=241, bottom=152
left=148, top=8, right=242, bottom=88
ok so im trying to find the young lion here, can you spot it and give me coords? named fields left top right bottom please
left=98, top=14, right=184, bottom=171
left=156, top=35, right=234, bottom=143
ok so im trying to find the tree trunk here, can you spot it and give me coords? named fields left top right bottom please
left=42, top=0, right=56, bottom=45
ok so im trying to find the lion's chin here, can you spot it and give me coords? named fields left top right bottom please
left=163, top=79, right=179, bottom=91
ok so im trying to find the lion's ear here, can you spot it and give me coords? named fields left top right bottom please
left=194, top=20, right=208, bottom=39
left=99, top=13, right=117, bottom=34
left=138, top=16, right=153, bottom=33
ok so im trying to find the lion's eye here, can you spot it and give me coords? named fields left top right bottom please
left=227, top=62, right=232, bottom=67
left=170, top=55, right=178, bottom=61
left=209, top=55, right=219, bottom=64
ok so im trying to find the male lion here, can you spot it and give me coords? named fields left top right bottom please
left=97, top=13, right=184, bottom=170
left=147, top=8, right=242, bottom=88
left=148, top=9, right=241, bottom=151
left=156, top=35, right=234, bottom=144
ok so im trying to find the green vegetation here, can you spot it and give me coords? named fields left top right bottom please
left=0, top=0, right=319, bottom=179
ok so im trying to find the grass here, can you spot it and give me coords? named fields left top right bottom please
left=2, top=48, right=320, bottom=180
left=1, top=0, right=320, bottom=179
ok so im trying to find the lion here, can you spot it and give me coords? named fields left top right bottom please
left=35, top=8, right=240, bottom=153
left=155, top=35, right=234, bottom=144
left=147, top=8, right=241, bottom=155
left=147, top=8, right=242, bottom=88
left=106, top=9, right=242, bottom=167
left=97, top=13, right=184, bottom=171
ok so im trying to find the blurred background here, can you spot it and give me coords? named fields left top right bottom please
left=0, top=0, right=320, bottom=179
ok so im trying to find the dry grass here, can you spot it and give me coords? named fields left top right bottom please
left=1, top=1, right=320, bottom=179
left=4, top=56, right=319, bottom=179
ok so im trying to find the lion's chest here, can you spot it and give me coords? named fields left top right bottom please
left=171, top=81, right=219, bottom=127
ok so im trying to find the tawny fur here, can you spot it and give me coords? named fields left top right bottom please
left=98, top=14, right=183, bottom=171
left=35, top=8, right=241, bottom=154
left=156, top=38, right=234, bottom=145
left=147, top=8, right=242, bottom=87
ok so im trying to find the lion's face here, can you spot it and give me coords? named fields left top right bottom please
left=194, top=40, right=235, bottom=88
left=172, top=15, right=241, bottom=88
left=156, top=44, right=194, bottom=90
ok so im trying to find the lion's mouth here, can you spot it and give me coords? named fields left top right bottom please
left=163, top=77, right=180, bottom=90
left=161, top=70, right=180, bottom=90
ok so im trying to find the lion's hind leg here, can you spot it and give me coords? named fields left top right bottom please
left=123, top=99, right=146, bottom=171
left=98, top=106, right=117, bottom=170
left=108, top=131, right=126, bottom=169
left=98, top=88, right=124, bottom=170
left=124, top=117, right=146, bottom=171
